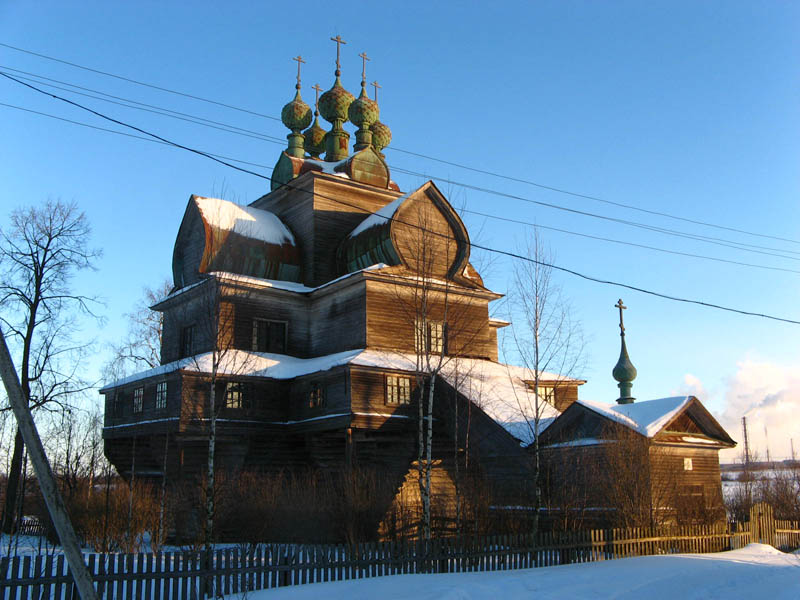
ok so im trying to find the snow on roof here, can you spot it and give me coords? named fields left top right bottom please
left=304, top=157, right=351, bottom=177
left=348, top=192, right=411, bottom=238
left=155, top=264, right=390, bottom=304
left=577, top=396, right=692, bottom=438
left=195, top=197, right=295, bottom=246
left=101, top=347, right=574, bottom=444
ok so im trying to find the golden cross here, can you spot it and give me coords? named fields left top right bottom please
left=358, top=52, right=370, bottom=82
left=371, top=80, right=381, bottom=103
left=292, top=55, right=305, bottom=85
left=311, top=83, right=323, bottom=111
left=615, top=299, right=627, bottom=334
left=330, top=35, right=347, bottom=71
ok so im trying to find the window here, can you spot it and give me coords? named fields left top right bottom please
left=252, top=319, right=287, bottom=353
left=113, top=393, right=123, bottom=417
left=415, top=319, right=446, bottom=354
left=133, top=387, right=143, bottom=413
left=308, top=384, right=325, bottom=409
left=155, top=381, right=168, bottom=410
left=539, top=386, right=555, bottom=405
left=386, top=375, right=412, bottom=405
left=180, top=325, right=194, bottom=358
left=225, top=382, right=245, bottom=409
left=684, top=457, right=693, bottom=471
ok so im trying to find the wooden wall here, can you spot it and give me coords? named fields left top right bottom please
left=365, top=280, right=494, bottom=360
left=252, top=173, right=403, bottom=287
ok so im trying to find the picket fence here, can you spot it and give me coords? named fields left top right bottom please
left=2, top=516, right=799, bottom=600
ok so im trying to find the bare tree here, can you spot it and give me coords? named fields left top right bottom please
left=104, top=279, right=172, bottom=380
left=505, top=229, right=584, bottom=535
left=0, top=199, right=100, bottom=533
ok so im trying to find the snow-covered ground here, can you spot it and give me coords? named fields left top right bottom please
left=248, top=544, right=800, bottom=600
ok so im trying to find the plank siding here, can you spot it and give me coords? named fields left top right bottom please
left=364, top=280, right=494, bottom=359
left=252, top=173, right=403, bottom=287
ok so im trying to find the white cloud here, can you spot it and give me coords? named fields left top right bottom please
left=711, top=358, right=800, bottom=463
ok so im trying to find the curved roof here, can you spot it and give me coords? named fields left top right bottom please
left=339, top=181, right=474, bottom=282
left=172, top=195, right=302, bottom=288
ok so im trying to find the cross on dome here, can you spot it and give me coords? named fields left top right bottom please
left=292, top=55, right=305, bottom=89
left=371, top=80, right=381, bottom=102
left=615, top=298, right=627, bottom=335
left=330, top=35, right=347, bottom=74
left=358, top=52, right=370, bottom=83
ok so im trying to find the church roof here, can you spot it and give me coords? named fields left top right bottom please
left=577, top=396, right=692, bottom=438
left=100, top=348, right=580, bottom=444
left=195, top=197, right=296, bottom=247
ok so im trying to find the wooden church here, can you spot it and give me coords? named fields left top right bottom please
left=100, top=45, right=585, bottom=537
left=538, top=301, right=736, bottom=526
left=100, top=43, right=734, bottom=537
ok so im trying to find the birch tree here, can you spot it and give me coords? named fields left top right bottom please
left=0, top=199, right=100, bottom=533
left=506, top=229, right=584, bottom=535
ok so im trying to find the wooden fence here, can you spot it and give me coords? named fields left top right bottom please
left=2, top=518, right=799, bottom=600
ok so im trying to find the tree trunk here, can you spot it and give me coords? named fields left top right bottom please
left=1, top=430, right=24, bottom=533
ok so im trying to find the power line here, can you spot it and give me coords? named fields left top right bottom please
left=2, top=63, right=798, bottom=261
left=0, top=101, right=276, bottom=170
left=7, top=99, right=800, bottom=277
left=3, top=70, right=799, bottom=326
left=0, top=65, right=286, bottom=144
left=2, top=41, right=797, bottom=247
left=387, top=146, right=800, bottom=246
left=0, top=41, right=281, bottom=121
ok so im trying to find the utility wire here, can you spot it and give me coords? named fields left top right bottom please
left=0, top=42, right=281, bottom=121
left=3, top=70, right=799, bottom=326
left=5, top=99, right=800, bottom=275
left=1, top=41, right=796, bottom=247
left=2, top=62, right=798, bottom=261
left=0, top=101, right=275, bottom=170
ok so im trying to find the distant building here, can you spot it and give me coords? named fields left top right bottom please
left=538, top=301, right=736, bottom=526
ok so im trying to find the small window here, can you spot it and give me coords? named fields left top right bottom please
left=308, top=384, right=325, bottom=409
left=180, top=325, right=195, bottom=358
left=252, top=319, right=287, bottom=353
left=113, top=393, right=124, bottom=417
left=155, top=381, right=168, bottom=410
left=133, top=387, right=144, bottom=413
left=538, top=387, right=555, bottom=405
left=415, top=320, right=446, bottom=354
left=684, top=457, right=693, bottom=471
left=386, top=375, right=411, bottom=405
left=225, top=382, right=244, bottom=409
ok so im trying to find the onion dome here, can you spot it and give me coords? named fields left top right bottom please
left=371, top=120, right=392, bottom=152
left=348, top=87, right=379, bottom=129
left=612, top=299, right=637, bottom=404
left=303, top=84, right=326, bottom=159
left=303, top=117, right=326, bottom=159
left=319, top=76, right=355, bottom=124
left=281, top=89, right=312, bottom=132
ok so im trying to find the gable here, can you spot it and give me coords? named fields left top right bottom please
left=339, top=181, right=471, bottom=282
left=172, top=195, right=302, bottom=288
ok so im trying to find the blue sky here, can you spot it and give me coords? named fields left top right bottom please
left=1, top=1, right=798, bottom=459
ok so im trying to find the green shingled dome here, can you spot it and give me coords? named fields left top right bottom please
left=371, top=120, right=392, bottom=151
left=281, top=90, right=312, bottom=131
left=303, top=117, right=327, bottom=157
left=348, top=87, right=379, bottom=128
left=319, top=77, right=355, bottom=123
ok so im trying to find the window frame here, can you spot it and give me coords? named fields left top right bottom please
left=308, top=383, right=325, bottom=409
left=155, top=381, right=168, bottom=410
left=415, top=319, right=447, bottom=355
left=224, top=381, right=245, bottom=409
left=385, top=374, right=412, bottom=405
left=133, top=387, right=144, bottom=413
left=180, top=324, right=195, bottom=358
left=251, top=318, right=288, bottom=354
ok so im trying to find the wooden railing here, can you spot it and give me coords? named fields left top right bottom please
left=2, top=518, right=799, bottom=600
